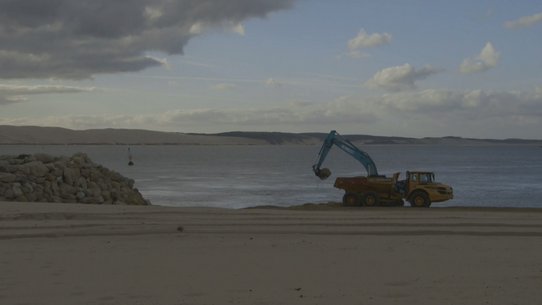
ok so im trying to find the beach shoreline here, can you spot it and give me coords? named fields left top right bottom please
left=2, top=201, right=541, bottom=304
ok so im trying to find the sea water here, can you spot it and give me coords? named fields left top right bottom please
left=1, top=144, right=541, bottom=208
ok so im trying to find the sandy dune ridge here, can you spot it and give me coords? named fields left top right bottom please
left=1, top=201, right=542, bottom=304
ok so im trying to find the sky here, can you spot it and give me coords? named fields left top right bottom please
left=1, top=0, right=542, bottom=139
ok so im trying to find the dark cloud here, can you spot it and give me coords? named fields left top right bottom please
left=0, top=0, right=294, bottom=79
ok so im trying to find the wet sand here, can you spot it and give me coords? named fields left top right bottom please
left=1, top=201, right=542, bottom=305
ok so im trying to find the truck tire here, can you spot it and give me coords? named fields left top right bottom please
left=363, top=193, right=379, bottom=207
left=343, top=193, right=360, bottom=206
left=409, top=191, right=431, bottom=208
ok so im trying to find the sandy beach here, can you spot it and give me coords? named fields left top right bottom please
left=1, top=202, right=542, bottom=305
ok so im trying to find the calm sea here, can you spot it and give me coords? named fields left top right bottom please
left=2, top=144, right=542, bottom=208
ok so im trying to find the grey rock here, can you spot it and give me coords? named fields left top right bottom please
left=21, top=182, right=34, bottom=194
left=0, top=153, right=150, bottom=205
left=12, top=184, right=24, bottom=197
left=63, top=167, right=80, bottom=185
left=4, top=189, right=15, bottom=199
left=59, top=183, right=76, bottom=196
left=34, top=153, right=55, bottom=164
left=76, top=191, right=86, bottom=200
left=24, top=161, right=50, bottom=177
left=0, top=173, right=16, bottom=183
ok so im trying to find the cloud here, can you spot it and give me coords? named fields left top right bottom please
left=0, top=84, right=93, bottom=95
left=375, top=89, right=542, bottom=121
left=212, top=83, right=237, bottom=91
left=347, top=29, right=391, bottom=58
left=231, top=23, right=246, bottom=36
left=0, top=84, right=94, bottom=105
left=0, top=0, right=294, bottom=79
left=145, top=55, right=171, bottom=69
left=365, top=64, right=442, bottom=91
left=2, top=88, right=542, bottom=138
left=505, top=12, right=542, bottom=29
left=189, top=21, right=245, bottom=36
left=374, top=89, right=542, bottom=138
left=265, top=78, right=284, bottom=88
left=0, top=95, right=26, bottom=105
left=0, top=97, right=378, bottom=131
left=460, top=42, right=500, bottom=74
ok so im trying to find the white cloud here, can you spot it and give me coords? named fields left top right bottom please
left=348, top=29, right=392, bottom=49
left=365, top=64, right=442, bottom=91
left=190, top=21, right=246, bottom=36
left=212, top=83, right=237, bottom=91
left=0, top=95, right=26, bottom=105
left=231, top=23, right=245, bottom=36
left=0, top=84, right=95, bottom=105
left=347, top=29, right=391, bottom=58
left=0, top=98, right=378, bottom=132
left=2, top=88, right=542, bottom=138
left=265, top=78, right=284, bottom=88
left=189, top=22, right=206, bottom=35
left=375, top=89, right=542, bottom=120
left=460, top=42, right=500, bottom=74
left=144, top=6, right=164, bottom=22
left=505, top=12, right=542, bottom=29
left=0, top=84, right=94, bottom=95
left=366, top=88, right=542, bottom=138
left=144, top=55, right=171, bottom=69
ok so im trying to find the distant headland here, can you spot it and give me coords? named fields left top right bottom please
left=1, top=125, right=541, bottom=145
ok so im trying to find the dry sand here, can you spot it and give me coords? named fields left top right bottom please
left=1, top=201, right=542, bottom=305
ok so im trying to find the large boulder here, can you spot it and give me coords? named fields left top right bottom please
left=0, top=172, right=17, bottom=183
left=0, top=153, right=150, bottom=205
left=21, top=161, right=50, bottom=177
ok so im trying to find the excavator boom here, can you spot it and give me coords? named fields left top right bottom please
left=312, top=130, right=379, bottom=179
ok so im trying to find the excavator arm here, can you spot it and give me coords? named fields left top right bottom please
left=312, top=130, right=379, bottom=180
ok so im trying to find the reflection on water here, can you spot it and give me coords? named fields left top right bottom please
left=2, top=144, right=542, bottom=208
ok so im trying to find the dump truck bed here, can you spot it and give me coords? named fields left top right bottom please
left=334, top=176, right=403, bottom=204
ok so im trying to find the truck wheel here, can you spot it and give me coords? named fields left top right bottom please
left=342, top=193, right=360, bottom=206
left=363, top=193, right=379, bottom=207
left=410, top=192, right=431, bottom=208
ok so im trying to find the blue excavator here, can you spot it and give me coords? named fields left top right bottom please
left=313, top=130, right=379, bottom=179
left=312, top=130, right=453, bottom=207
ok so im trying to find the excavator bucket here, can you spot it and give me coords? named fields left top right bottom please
left=315, top=168, right=332, bottom=180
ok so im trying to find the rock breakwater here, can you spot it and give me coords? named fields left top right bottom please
left=0, top=153, right=149, bottom=205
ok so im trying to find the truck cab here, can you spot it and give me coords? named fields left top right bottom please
left=399, top=171, right=454, bottom=207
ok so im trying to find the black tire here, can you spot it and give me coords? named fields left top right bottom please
left=342, top=193, right=360, bottom=206
left=409, top=191, right=431, bottom=208
left=363, top=193, right=379, bottom=207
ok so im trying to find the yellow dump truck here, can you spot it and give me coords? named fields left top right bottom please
left=313, top=131, right=453, bottom=207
